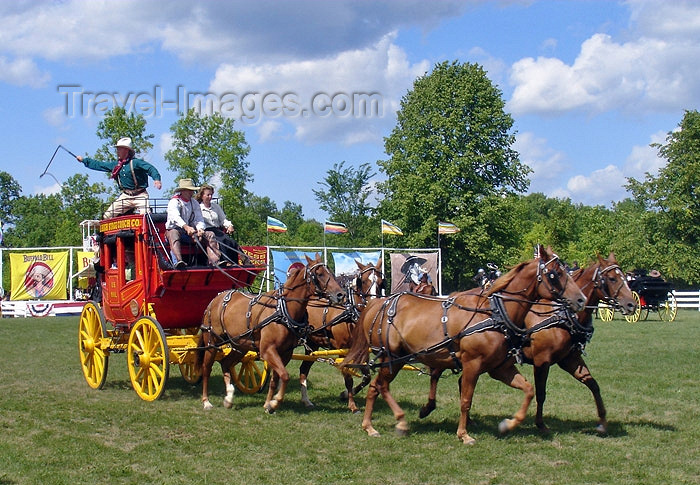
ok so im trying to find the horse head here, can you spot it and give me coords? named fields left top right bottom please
left=584, top=252, right=637, bottom=315
left=488, top=245, right=585, bottom=312
left=355, top=259, right=385, bottom=299
left=302, top=253, right=345, bottom=304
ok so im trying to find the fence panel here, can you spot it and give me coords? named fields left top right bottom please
left=674, top=290, right=700, bottom=311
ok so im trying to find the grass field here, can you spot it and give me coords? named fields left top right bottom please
left=1, top=310, right=699, bottom=485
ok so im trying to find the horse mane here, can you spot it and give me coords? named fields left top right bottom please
left=484, top=260, right=529, bottom=296
left=336, top=273, right=356, bottom=289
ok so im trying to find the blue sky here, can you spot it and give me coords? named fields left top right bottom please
left=1, top=0, right=698, bottom=222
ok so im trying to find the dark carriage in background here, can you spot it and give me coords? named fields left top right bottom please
left=598, top=269, right=677, bottom=322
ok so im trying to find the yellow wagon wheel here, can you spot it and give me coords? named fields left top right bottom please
left=127, top=317, right=170, bottom=401
left=177, top=328, right=202, bottom=385
left=78, top=301, right=109, bottom=389
left=659, top=292, right=678, bottom=322
left=597, top=303, right=615, bottom=322
left=624, top=291, right=641, bottom=323
left=231, top=352, right=269, bottom=394
left=179, top=362, right=202, bottom=385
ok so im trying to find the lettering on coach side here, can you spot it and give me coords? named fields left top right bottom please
left=99, top=218, right=142, bottom=232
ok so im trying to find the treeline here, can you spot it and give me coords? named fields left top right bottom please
left=1, top=61, right=698, bottom=292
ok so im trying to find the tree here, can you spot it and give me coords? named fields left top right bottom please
left=625, top=110, right=700, bottom=285
left=94, top=107, right=154, bottom=160
left=377, top=60, right=530, bottom=290
left=313, top=161, right=376, bottom=243
left=165, top=109, right=251, bottom=213
left=0, top=171, right=22, bottom=226
left=5, top=194, right=64, bottom=248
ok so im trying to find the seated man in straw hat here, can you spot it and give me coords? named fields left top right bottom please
left=77, top=137, right=162, bottom=218
left=165, top=179, right=222, bottom=270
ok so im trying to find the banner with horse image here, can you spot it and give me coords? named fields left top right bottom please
left=331, top=251, right=382, bottom=277
left=10, top=251, right=69, bottom=300
left=270, top=249, right=320, bottom=288
left=389, top=252, right=438, bottom=294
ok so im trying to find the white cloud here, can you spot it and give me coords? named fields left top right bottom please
left=208, top=33, right=430, bottom=144
left=42, top=106, right=67, bottom=129
left=0, top=56, right=49, bottom=87
left=514, top=132, right=567, bottom=194
left=508, top=0, right=700, bottom=115
left=0, top=0, right=467, bottom=65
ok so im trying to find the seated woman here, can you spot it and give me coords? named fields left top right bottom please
left=195, top=184, right=247, bottom=265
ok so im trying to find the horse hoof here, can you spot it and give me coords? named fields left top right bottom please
left=367, top=430, right=381, bottom=438
left=302, top=400, right=315, bottom=409
left=461, top=437, right=476, bottom=445
left=419, top=401, right=436, bottom=419
left=596, top=424, right=607, bottom=435
left=395, top=427, right=409, bottom=437
left=223, top=398, right=234, bottom=409
left=339, top=391, right=349, bottom=401
left=202, top=400, right=214, bottom=411
left=498, top=418, right=513, bottom=434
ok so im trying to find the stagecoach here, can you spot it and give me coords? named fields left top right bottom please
left=78, top=210, right=268, bottom=401
left=597, top=269, right=677, bottom=322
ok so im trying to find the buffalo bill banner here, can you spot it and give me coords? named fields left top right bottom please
left=389, top=252, right=438, bottom=294
left=10, top=251, right=69, bottom=300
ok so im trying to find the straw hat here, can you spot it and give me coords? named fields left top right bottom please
left=174, top=178, right=200, bottom=192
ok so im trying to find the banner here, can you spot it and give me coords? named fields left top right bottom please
left=331, top=251, right=382, bottom=277
left=389, top=252, right=438, bottom=294
left=10, top=251, right=69, bottom=300
left=75, top=251, right=97, bottom=290
left=242, top=246, right=268, bottom=267
left=270, top=249, right=320, bottom=288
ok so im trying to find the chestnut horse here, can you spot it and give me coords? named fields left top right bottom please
left=340, top=246, right=586, bottom=444
left=197, top=254, right=344, bottom=412
left=525, top=252, right=637, bottom=433
left=418, top=252, right=637, bottom=435
left=300, top=259, right=384, bottom=410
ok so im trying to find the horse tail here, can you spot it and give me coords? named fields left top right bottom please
left=339, top=313, right=371, bottom=376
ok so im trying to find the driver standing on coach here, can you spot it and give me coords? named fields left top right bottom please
left=77, top=137, right=162, bottom=218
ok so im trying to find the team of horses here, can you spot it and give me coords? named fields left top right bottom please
left=196, top=246, right=638, bottom=444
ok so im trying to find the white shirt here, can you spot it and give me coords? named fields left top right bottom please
left=166, top=196, right=206, bottom=231
left=200, top=201, right=233, bottom=230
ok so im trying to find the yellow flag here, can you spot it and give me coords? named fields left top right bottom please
left=10, top=251, right=69, bottom=300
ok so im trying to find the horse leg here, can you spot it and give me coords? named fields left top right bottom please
left=343, top=373, right=360, bottom=413
left=199, top=332, right=217, bottom=410
left=362, top=365, right=407, bottom=437
left=419, top=367, right=443, bottom=418
left=220, top=352, right=242, bottom=409
left=558, top=353, right=608, bottom=434
left=261, top=349, right=290, bottom=413
left=533, top=364, right=552, bottom=432
left=487, top=362, right=535, bottom=435
left=457, top=364, right=480, bottom=445
left=299, top=359, right=315, bottom=408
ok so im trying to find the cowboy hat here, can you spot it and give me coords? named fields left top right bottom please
left=114, top=137, right=133, bottom=149
left=649, top=269, right=661, bottom=278
left=174, top=178, right=200, bottom=192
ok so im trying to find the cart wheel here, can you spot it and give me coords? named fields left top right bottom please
left=179, top=362, right=202, bottom=385
left=177, top=328, right=202, bottom=384
left=78, top=301, right=109, bottom=389
left=640, top=307, right=650, bottom=321
left=659, top=292, right=678, bottom=322
left=127, top=317, right=169, bottom=401
left=624, top=291, right=641, bottom=323
left=231, top=351, right=269, bottom=394
left=597, top=303, right=614, bottom=322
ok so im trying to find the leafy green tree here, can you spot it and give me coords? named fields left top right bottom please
left=165, top=109, right=250, bottom=214
left=0, top=171, right=22, bottom=227
left=5, top=194, right=63, bottom=248
left=94, top=106, right=154, bottom=160
left=377, top=60, right=530, bottom=289
left=626, top=110, right=700, bottom=284
left=313, top=161, right=376, bottom=244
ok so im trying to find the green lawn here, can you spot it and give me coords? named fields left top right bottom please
left=0, top=311, right=698, bottom=485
